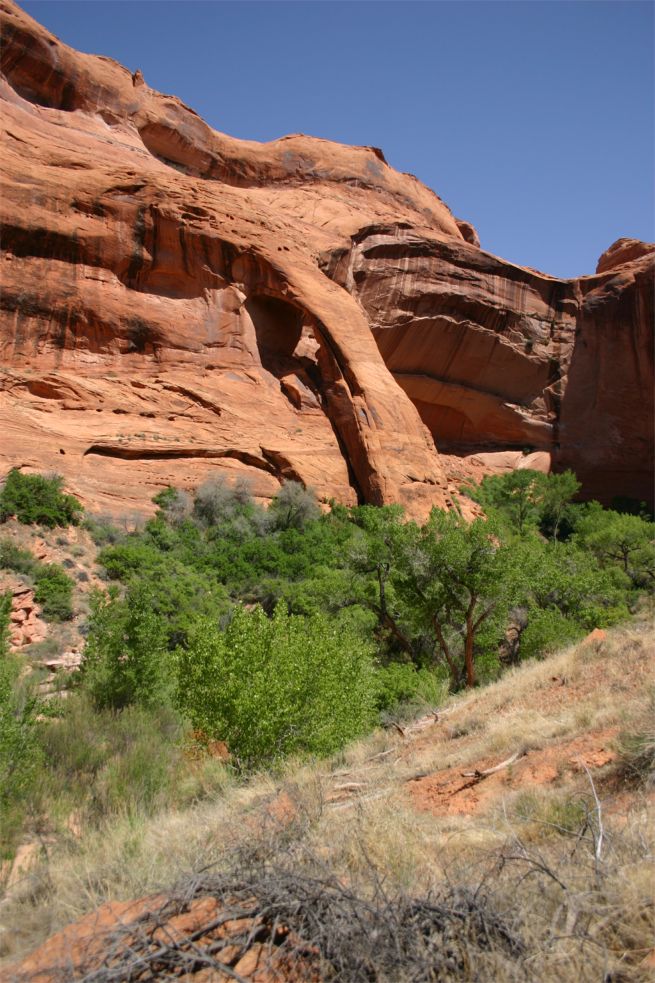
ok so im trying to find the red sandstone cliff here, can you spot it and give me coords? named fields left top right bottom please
left=1, top=0, right=652, bottom=515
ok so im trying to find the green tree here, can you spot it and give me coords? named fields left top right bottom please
left=466, top=469, right=544, bottom=536
left=539, top=470, right=581, bottom=540
left=466, top=469, right=580, bottom=540
left=397, top=511, right=511, bottom=688
left=508, top=535, right=631, bottom=663
left=80, top=584, right=177, bottom=711
left=573, top=505, right=655, bottom=587
left=347, top=505, right=415, bottom=657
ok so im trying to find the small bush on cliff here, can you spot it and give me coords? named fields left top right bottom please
left=0, top=539, right=74, bottom=621
left=0, top=469, right=83, bottom=528
left=177, top=604, right=376, bottom=768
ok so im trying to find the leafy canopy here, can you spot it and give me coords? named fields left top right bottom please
left=177, top=604, right=376, bottom=768
left=80, top=584, right=177, bottom=712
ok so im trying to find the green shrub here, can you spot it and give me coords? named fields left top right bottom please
left=267, top=481, right=321, bottom=531
left=0, top=593, right=43, bottom=857
left=0, top=469, right=83, bottom=527
left=192, top=475, right=265, bottom=534
left=178, top=604, right=376, bottom=768
left=512, top=790, right=588, bottom=837
left=34, top=693, right=188, bottom=824
left=83, top=513, right=125, bottom=546
left=375, top=661, right=446, bottom=713
left=0, top=539, right=74, bottom=621
left=520, top=607, right=583, bottom=660
left=80, top=584, right=177, bottom=712
left=0, top=539, right=38, bottom=578
left=33, top=563, right=74, bottom=621
left=616, top=693, right=655, bottom=788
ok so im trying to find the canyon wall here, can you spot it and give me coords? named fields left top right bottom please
left=1, top=0, right=652, bottom=516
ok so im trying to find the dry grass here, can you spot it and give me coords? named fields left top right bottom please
left=1, top=618, right=654, bottom=980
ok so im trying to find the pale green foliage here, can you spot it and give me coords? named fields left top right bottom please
left=80, top=584, right=177, bottom=712
left=192, top=475, right=257, bottom=530
left=267, top=481, right=321, bottom=531
left=177, top=604, right=376, bottom=768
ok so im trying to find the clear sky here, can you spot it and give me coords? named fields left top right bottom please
left=21, top=0, right=654, bottom=278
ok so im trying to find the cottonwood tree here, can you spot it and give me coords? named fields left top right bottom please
left=466, top=468, right=580, bottom=540
left=573, top=505, right=655, bottom=587
left=539, top=470, right=581, bottom=540
left=347, top=505, right=416, bottom=657
left=396, top=511, right=512, bottom=689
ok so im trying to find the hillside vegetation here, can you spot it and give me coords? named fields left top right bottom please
left=2, top=618, right=654, bottom=980
left=0, top=468, right=653, bottom=979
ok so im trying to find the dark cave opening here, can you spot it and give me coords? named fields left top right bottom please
left=246, top=294, right=304, bottom=376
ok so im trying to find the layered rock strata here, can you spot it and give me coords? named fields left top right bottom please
left=325, top=230, right=654, bottom=506
left=1, top=0, right=652, bottom=515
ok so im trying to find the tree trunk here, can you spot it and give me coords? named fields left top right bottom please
left=464, top=619, right=476, bottom=688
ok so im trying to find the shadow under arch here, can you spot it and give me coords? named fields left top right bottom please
left=245, top=294, right=304, bottom=376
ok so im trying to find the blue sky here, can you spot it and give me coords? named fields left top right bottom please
left=22, top=1, right=654, bottom=278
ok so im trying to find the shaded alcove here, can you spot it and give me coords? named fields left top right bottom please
left=245, top=294, right=304, bottom=376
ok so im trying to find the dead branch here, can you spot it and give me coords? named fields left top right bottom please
left=461, top=750, right=523, bottom=780
left=578, top=758, right=604, bottom=862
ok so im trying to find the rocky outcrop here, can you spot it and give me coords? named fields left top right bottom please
left=0, top=0, right=652, bottom=514
left=0, top=575, right=47, bottom=649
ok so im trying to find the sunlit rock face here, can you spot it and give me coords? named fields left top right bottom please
left=1, top=0, right=652, bottom=514
left=325, top=229, right=654, bottom=507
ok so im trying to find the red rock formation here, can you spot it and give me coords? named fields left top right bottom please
left=0, top=0, right=652, bottom=514
left=0, top=575, right=47, bottom=648
left=325, top=227, right=654, bottom=507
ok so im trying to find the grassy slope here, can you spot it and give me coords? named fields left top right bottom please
left=1, top=615, right=653, bottom=980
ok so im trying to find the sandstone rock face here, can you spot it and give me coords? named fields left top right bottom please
left=0, top=0, right=652, bottom=514
left=325, top=228, right=654, bottom=506
left=0, top=575, right=47, bottom=649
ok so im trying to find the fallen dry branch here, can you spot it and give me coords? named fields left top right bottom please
left=461, top=750, right=523, bottom=780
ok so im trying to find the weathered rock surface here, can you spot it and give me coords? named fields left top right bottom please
left=325, top=229, right=654, bottom=507
left=0, top=0, right=652, bottom=513
left=0, top=575, right=47, bottom=649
